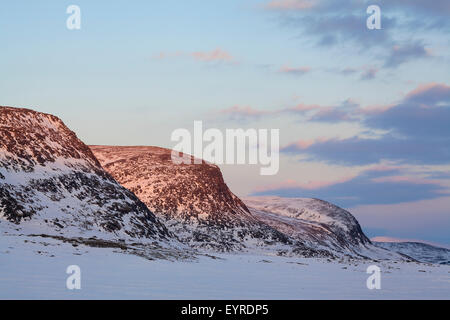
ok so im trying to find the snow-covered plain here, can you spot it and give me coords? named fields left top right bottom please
left=1, top=232, right=449, bottom=300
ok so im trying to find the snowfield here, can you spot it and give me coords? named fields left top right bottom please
left=1, top=231, right=449, bottom=300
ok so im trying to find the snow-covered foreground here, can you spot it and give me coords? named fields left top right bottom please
left=1, top=233, right=449, bottom=300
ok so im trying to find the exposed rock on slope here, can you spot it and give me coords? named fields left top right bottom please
left=0, top=107, right=171, bottom=243
left=91, top=146, right=295, bottom=252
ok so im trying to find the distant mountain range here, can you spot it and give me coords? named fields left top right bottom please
left=1, top=106, right=447, bottom=264
left=374, top=241, right=450, bottom=265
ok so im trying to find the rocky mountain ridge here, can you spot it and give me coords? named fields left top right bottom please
left=0, top=106, right=172, bottom=244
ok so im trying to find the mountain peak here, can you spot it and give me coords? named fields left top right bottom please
left=91, top=145, right=292, bottom=251
left=0, top=106, right=171, bottom=242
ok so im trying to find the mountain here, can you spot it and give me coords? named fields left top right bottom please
left=0, top=107, right=172, bottom=245
left=244, top=196, right=407, bottom=260
left=90, top=146, right=305, bottom=253
left=91, top=146, right=405, bottom=260
left=374, top=241, right=450, bottom=265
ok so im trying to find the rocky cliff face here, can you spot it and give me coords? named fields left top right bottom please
left=91, top=146, right=295, bottom=252
left=0, top=107, right=171, bottom=243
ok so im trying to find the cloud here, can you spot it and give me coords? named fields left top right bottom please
left=288, top=13, right=394, bottom=48
left=380, top=0, right=450, bottom=27
left=283, top=83, right=450, bottom=165
left=283, top=135, right=450, bottom=166
left=265, top=0, right=450, bottom=23
left=405, top=82, right=450, bottom=104
left=328, top=66, right=380, bottom=80
left=278, top=65, right=311, bottom=76
left=252, top=168, right=446, bottom=207
left=284, top=103, right=322, bottom=112
left=365, top=83, right=450, bottom=138
left=191, top=48, right=235, bottom=63
left=384, top=41, right=432, bottom=68
left=217, top=99, right=361, bottom=123
left=264, top=0, right=396, bottom=48
left=309, top=99, right=360, bottom=122
left=360, top=67, right=378, bottom=80
left=153, top=48, right=236, bottom=64
left=263, top=0, right=444, bottom=67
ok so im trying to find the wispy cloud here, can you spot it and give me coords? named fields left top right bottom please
left=384, top=41, right=432, bottom=68
left=153, top=48, right=236, bottom=64
left=191, top=48, right=235, bottom=63
left=360, top=67, right=378, bottom=80
left=278, top=65, right=311, bottom=76
left=282, top=83, right=450, bottom=166
left=262, top=0, right=443, bottom=68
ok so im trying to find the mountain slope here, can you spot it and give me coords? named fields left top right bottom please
left=91, top=146, right=301, bottom=253
left=91, top=146, right=405, bottom=260
left=0, top=107, right=171, bottom=243
left=244, top=196, right=406, bottom=260
left=375, top=241, right=450, bottom=265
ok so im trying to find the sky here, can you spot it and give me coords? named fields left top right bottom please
left=0, top=1, right=449, bottom=245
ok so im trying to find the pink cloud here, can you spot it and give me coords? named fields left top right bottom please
left=284, top=137, right=329, bottom=150
left=191, top=48, right=234, bottom=63
left=405, top=82, right=450, bottom=100
left=153, top=48, right=235, bottom=63
left=359, top=82, right=450, bottom=116
left=358, top=104, right=395, bottom=115
left=279, top=65, right=311, bottom=76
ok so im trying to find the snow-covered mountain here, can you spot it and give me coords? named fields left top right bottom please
left=0, top=106, right=418, bottom=261
left=0, top=107, right=172, bottom=245
left=91, top=146, right=406, bottom=260
left=374, top=241, right=450, bottom=265
left=91, top=146, right=297, bottom=253
left=244, top=196, right=407, bottom=260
